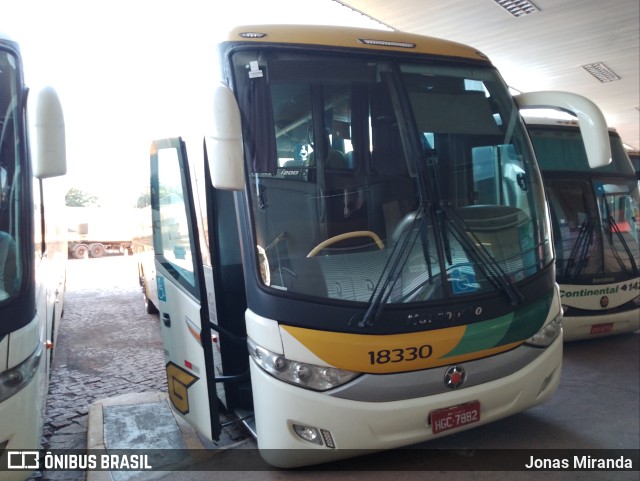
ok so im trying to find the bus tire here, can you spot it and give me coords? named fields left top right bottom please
left=144, top=291, right=159, bottom=314
left=89, top=243, right=106, bottom=258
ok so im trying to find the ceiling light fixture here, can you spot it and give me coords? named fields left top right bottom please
left=581, top=62, right=621, bottom=83
left=492, top=0, right=540, bottom=17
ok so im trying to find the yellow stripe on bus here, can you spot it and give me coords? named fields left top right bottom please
left=281, top=325, right=522, bottom=374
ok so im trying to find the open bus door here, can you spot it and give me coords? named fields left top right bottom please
left=150, top=137, right=222, bottom=441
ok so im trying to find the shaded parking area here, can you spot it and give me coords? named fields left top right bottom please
left=34, top=256, right=168, bottom=480
left=30, top=256, right=639, bottom=481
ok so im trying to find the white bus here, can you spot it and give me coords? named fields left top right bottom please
left=149, top=25, right=611, bottom=467
left=0, top=34, right=67, bottom=479
left=526, top=117, right=639, bottom=341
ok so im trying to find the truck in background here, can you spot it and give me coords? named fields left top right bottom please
left=66, top=206, right=137, bottom=258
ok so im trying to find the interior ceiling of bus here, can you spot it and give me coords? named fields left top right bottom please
left=337, top=0, right=640, bottom=151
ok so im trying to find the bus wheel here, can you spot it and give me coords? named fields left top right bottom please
left=73, top=244, right=89, bottom=259
left=144, top=290, right=159, bottom=314
left=89, top=243, right=106, bottom=258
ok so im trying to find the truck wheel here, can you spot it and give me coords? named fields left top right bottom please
left=89, top=243, right=106, bottom=258
left=73, top=244, right=89, bottom=259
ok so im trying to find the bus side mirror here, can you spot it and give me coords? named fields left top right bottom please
left=31, top=86, right=67, bottom=179
left=205, top=83, right=244, bottom=191
left=515, top=91, right=612, bottom=169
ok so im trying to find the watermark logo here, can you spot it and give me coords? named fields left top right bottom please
left=4, top=451, right=154, bottom=471
left=7, top=451, right=40, bottom=470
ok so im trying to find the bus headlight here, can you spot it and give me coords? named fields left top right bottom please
left=524, top=312, right=562, bottom=347
left=248, top=338, right=360, bottom=391
left=0, top=344, right=43, bottom=403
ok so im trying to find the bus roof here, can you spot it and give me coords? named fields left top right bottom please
left=224, top=25, right=490, bottom=62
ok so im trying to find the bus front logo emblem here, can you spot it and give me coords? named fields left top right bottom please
left=444, top=366, right=466, bottom=389
left=600, top=296, right=609, bottom=308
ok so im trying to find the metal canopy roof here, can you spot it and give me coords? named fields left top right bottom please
left=337, top=0, right=640, bottom=150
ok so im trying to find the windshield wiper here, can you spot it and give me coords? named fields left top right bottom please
left=357, top=202, right=430, bottom=328
left=439, top=205, right=524, bottom=306
left=564, top=217, right=596, bottom=279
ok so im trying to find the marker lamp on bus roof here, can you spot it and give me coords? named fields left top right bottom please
left=239, top=31, right=267, bottom=39
left=358, top=38, right=415, bottom=49
left=248, top=338, right=360, bottom=391
left=524, top=312, right=562, bottom=347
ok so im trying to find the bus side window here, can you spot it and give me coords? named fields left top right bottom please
left=154, top=147, right=198, bottom=294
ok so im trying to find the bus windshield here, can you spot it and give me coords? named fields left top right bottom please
left=546, top=178, right=640, bottom=280
left=0, top=49, right=21, bottom=304
left=530, top=127, right=640, bottom=281
left=232, top=51, right=551, bottom=306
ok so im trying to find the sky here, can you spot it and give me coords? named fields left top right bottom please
left=3, top=0, right=386, bottom=207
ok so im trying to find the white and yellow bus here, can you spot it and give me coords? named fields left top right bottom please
left=526, top=117, right=639, bottom=341
left=0, top=34, right=67, bottom=480
left=149, top=25, right=611, bottom=467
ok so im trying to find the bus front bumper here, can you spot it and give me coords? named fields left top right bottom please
left=250, top=334, right=563, bottom=468
left=562, top=308, right=640, bottom=342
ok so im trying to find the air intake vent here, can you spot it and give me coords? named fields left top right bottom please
left=581, top=62, right=621, bottom=83
left=492, top=0, right=539, bottom=17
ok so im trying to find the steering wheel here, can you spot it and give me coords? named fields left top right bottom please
left=307, top=231, right=384, bottom=257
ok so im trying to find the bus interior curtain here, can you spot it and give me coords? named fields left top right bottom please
left=242, top=76, right=277, bottom=174
left=350, top=86, right=369, bottom=174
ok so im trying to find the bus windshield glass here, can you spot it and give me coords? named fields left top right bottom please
left=0, top=49, right=21, bottom=304
left=532, top=126, right=636, bottom=175
left=532, top=128, right=640, bottom=280
left=546, top=178, right=640, bottom=280
left=232, top=50, right=552, bottom=305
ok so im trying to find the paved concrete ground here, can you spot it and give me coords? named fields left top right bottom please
left=29, top=255, right=170, bottom=481
left=27, top=256, right=639, bottom=481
